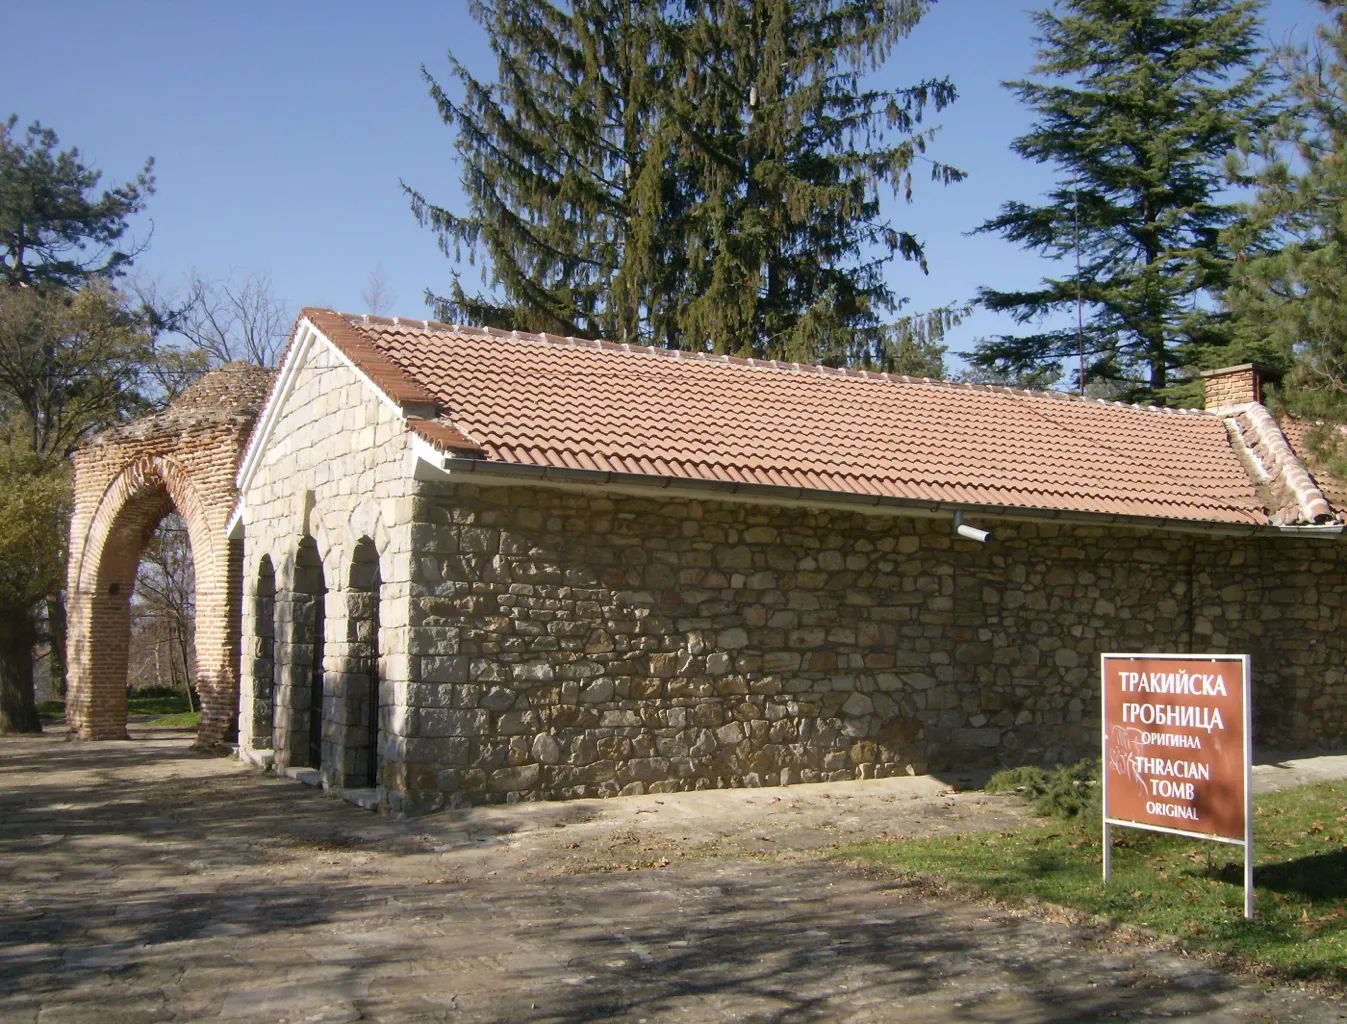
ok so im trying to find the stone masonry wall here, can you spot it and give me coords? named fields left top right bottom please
left=232, top=338, right=1347, bottom=814
left=238, top=337, right=415, bottom=791
left=392, top=479, right=1347, bottom=812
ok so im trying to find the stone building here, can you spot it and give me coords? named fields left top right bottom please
left=66, top=308, right=1347, bottom=813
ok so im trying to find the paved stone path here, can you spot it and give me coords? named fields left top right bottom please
left=3, top=731, right=1346, bottom=1023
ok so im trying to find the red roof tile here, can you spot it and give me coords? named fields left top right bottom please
left=306, top=309, right=1280, bottom=526
left=1280, top=418, right=1347, bottom=517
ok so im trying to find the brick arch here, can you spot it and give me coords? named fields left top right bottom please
left=65, top=363, right=273, bottom=744
left=66, top=455, right=236, bottom=743
left=74, top=455, right=217, bottom=597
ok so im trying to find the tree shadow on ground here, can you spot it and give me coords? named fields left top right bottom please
left=1207, top=848, right=1347, bottom=900
left=526, top=874, right=1235, bottom=1023
left=1, top=866, right=1248, bottom=1024
left=0, top=735, right=1277, bottom=1023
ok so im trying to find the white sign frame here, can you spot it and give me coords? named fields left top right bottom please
left=1100, top=652, right=1253, bottom=919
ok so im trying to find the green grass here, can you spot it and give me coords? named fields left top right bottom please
left=144, top=710, right=200, bottom=728
left=36, top=692, right=195, bottom=719
left=128, top=693, right=194, bottom=716
left=844, top=779, right=1347, bottom=983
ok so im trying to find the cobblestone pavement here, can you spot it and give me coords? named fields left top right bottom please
left=3, top=731, right=1346, bottom=1023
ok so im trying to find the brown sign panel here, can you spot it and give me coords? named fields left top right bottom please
left=1102, top=654, right=1250, bottom=842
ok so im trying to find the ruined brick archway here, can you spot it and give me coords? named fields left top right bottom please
left=66, top=364, right=274, bottom=744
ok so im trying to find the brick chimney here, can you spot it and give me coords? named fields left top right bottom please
left=1200, top=363, right=1274, bottom=410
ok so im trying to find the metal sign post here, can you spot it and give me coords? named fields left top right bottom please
left=1100, top=653, right=1253, bottom=919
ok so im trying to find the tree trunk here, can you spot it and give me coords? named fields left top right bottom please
left=45, top=593, right=67, bottom=697
left=176, top=624, right=196, bottom=713
left=0, top=612, right=42, bottom=734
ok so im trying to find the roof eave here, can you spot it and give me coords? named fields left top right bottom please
left=409, top=439, right=1316, bottom=540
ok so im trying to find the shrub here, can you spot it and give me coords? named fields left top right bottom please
left=987, top=759, right=1100, bottom=819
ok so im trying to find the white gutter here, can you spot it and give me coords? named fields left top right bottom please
left=409, top=444, right=1334, bottom=540
left=1275, top=522, right=1344, bottom=535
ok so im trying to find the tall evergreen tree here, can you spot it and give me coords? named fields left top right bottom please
left=408, top=0, right=963, bottom=370
left=0, top=115, right=154, bottom=291
left=1223, top=2, right=1347, bottom=404
left=664, top=0, right=962, bottom=365
left=970, top=0, right=1271, bottom=404
left=404, top=0, right=674, bottom=344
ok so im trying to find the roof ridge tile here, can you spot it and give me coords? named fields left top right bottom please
left=1235, top=404, right=1333, bottom=524
left=348, top=308, right=1217, bottom=417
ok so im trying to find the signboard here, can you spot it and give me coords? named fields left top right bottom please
left=1100, top=653, right=1253, bottom=918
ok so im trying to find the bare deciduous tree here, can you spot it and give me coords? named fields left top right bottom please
left=362, top=265, right=396, bottom=316
left=176, top=270, right=288, bottom=368
left=114, top=272, right=283, bottom=712
left=129, top=514, right=196, bottom=708
left=125, top=276, right=210, bottom=403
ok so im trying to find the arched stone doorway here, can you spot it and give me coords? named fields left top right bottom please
left=346, top=537, right=382, bottom=789
left=278, top=536, right=328, bottom=769
left=65, top=364, right=274, bottom=745
left=248, top=556, right=277, bottom=751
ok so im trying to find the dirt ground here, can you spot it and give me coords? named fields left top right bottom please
left=3, top=728, right=1347, bottom=1023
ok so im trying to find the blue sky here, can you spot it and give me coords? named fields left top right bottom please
left=1, top=0, right=1330, bottom=366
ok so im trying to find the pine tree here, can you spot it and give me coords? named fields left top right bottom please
left=664, top=0, right=963, bottom=366
left=1223, top=2, right=1347, bottom=406
left=0, top=115, right=154, bottom=291
left=970, top=0, right=1271, bottom=404
left=408, top=0, right=964, bottom=371
left=404, top=0, right=674, bottom=344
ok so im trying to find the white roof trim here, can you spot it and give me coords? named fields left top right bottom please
left=226, top=499, right=245, bottom=540
left=319, top=321, right=405, bottom=421
left=236, top=321, right=316, bottom=494
left=411, top=433, right=453, bottom=481
left=236, top=315, right=407, bottom=495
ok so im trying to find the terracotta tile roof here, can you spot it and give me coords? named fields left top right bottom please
left=302, top=308, right=482, bottom=454
left=304, top=309, right=1283, bottom=526
left=1226, top=408, right=1334, bottom=525
left=1280, top=418, right=1347, bottom=517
